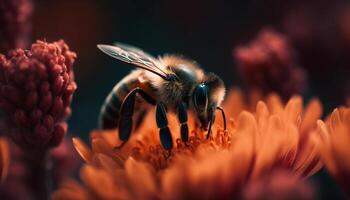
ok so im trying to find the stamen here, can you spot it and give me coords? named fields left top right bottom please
left=128, top=126, right=232, bottom=171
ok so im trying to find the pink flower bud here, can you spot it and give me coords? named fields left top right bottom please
left=234, top=28, right=306, bottom=99
left=30, top=109, right=42, bottom=125
left=39, top=93, right=52, bottom=112
left=1, top=85, right=20, bottom=105
left=49, top=123, right=68, bottom=147
left=0, top=40, right=77, bottom=150
left=43, top=115, right=54, bottom=132
left=34, top=124, right=51, bottom=145
left=24, top=91, right=38, bottom=110
left=52, top=77, right=64, bottom=95
left=51, top=97, right=64, bottom=119
left=13, top=110, right=29, bottom=127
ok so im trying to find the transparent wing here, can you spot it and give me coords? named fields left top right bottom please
left=113, top=42, right=158, bottom=62
left=97, top=44, right=169, bottom=79
left=113, top=42, right=164, bottom=72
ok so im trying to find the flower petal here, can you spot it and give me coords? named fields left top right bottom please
left=0, top=137, right=10, bottom=183
left=235, top=111, right=258, bottom=150
left=72, top=137, right=92, bottom=163
left=80, top=165, right=121, bottom=199
left=283, top=96, right=302, bottom=125
left=253, top=115, right=284, bottom=179
left=266, top=93, right=283, bottom=114
left=93, top=153, right=122, bottom=172
left=300, top=99, right=322, bottom=135
left=51, top=179, right=90, bottom=200
left=125, top=157, right=157, bottom=199
left=255, top=101, right=269, bottom=132
left=91, top=137, right=114, bottom=154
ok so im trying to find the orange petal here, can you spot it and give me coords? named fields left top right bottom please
left=93, top=153, right=122, bottom=172
left=91, top=137, right=114, bottom=154
left=80, top=165, right=121, bottom=199
left=235, top=111, right=258, bottom=149
left=255, top=101, right=269, bottom=131
left=72, top=137, right=93, bottom=163
left=266, top=93, right=283, bottom=114
left=51, top=179, right=90, bottom=200
left=329, top=117, right=350, bottom=175
left=300, top=99, right=322, bottom=135
left=229, top=135, right=255, bottom=186
left=125, top=157, right=157, bottom=199
left=0, top=137, right=9, bottom=183
left=316, top=120, right=330, bottom=143
left=90, top=129, right=120, bottom=147
left=280, top=122, right=299, bottom=166
left=283, top=96, right=302, bottom=125
left=236, top=111, right=258, bottom=136
left=161, top=157, right=190, bottom=200
left=248, top=89, right=263, bottom=111
left=252, top=115, right=284, bottom=179
left=329, top=109, right=341, bottom=134
left=294, top=133, right=322, bottom=177
left=314, top=120, right=336, bottom=174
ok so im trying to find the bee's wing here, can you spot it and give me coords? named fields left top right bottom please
left=113, top=42, right=157, bottom=61
left=97, top=44, right=169, bottom=80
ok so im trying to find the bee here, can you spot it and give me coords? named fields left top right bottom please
left=97, top=43, right=226, bottom=150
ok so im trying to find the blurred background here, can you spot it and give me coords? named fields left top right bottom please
left=10, top=0, right=350, bottom=199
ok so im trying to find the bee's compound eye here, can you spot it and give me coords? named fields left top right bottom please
left=193, top=84, right=208, bottom=110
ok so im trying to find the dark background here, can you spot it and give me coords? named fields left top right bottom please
left=31, top=0, right=350, bottom=199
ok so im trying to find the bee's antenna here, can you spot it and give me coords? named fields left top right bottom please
left=216, top=107, right=227, bottom=130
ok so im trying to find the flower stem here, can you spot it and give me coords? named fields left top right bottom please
left=22, top=149, right=51, bottom=200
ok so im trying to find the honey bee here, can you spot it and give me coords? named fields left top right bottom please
left=97, top=43, right=226, bottom=150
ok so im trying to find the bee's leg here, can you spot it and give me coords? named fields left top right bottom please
left=216, top=106, right=227, bottom=130
left=206, top=107, right=216, bottom=140
left=116, top=87, right=156, bottom=149
left=165, top=149, right=172, bottom=159
left=177, top=102, right=189, bottom=144
left=205, top=107, right=227, bottom=140
left=156, top=102, right=173, bottom=151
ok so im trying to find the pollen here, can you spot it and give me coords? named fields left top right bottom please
left=130, top=128, right=231, bottom=170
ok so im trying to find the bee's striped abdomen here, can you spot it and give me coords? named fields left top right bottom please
left=99, top=91, right=122, bottom=129
left=99, top=70, right=142, bottom=129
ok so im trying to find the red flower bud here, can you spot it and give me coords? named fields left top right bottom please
left=234, top=28, right=306, bottom=99
left=0, top=40, right=77, bottom=150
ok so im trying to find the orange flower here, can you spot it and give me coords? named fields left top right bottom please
left=53, top=94, right=322, bottom=200
left=0, top=137, right=10, bottom=183
left=231, top=95, right=323, bottom=179
left=314, top=108, right=350, bottom=198
left=223, top=88, right=323, bottom=138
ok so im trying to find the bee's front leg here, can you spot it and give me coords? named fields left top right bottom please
left=177, top=102, right=189, bottom=143
left=155, top=103, right=173, bottom=151
left=216, top=106, right=227, bottom=131
left=116, top=88, right=156, bottom=149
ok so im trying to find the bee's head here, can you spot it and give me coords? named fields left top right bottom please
left=192, top=73, right=225, bottom=130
